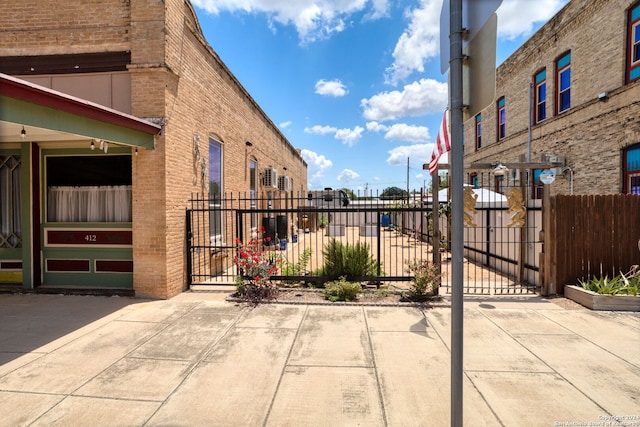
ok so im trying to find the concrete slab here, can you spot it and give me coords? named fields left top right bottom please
left=73, top=357, right=191, bottom=401
left=538, top=309, right=640, bottom=361
left=370, top=330, right=499, bottom=426
left=236, top=304, right=306, bottom=329
left=149, top=327, right=295, bottom=426
left=266, top=366, right=385, bottom=427
left=0, top=320, right=162, bottom=394
left=129, top=309, right=238, bottom=361
left=29, top=395, right=159, bottom=427
left=0, top=391, right=64, bottom=427
left=463, top=296, right=564, bottom=310
left=364, top=306, right=428, bottom=332
left=468, top=371, right=607, bottom=426
left=288, top=306, right=373, bottom=367
left=516, top=333, right=640, bottom=414
left=116, top=300, right=201, bottom=323
left=480, top=309, right=571, bottom=335
left=428, top=308, right=553, bottom=372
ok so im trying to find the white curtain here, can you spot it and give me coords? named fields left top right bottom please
left=47, top=185, right=132, bottom=222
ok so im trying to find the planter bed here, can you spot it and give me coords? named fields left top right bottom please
left=564, top=285, right=640, bottom=311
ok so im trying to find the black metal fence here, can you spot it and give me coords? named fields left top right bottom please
left=186, top=181, right=541, bottom=295
left=186, top=192, right=431, bottom=287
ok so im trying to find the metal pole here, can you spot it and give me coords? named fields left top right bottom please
left=449, top=0, right=464, bottom=426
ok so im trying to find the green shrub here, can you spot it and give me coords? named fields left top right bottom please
left=322, top=238, right=379, bottom=280
left=323, top=277, right=362, bottom=302
left=405, top=260, right=440, bottom=300
left=280, top=248, right=312, bottom=284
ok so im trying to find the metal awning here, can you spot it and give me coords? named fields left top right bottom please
left=0, top=73, right=160, bottom=149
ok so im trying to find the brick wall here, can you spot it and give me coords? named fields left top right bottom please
left=463, top=0, right=640, bottom=195
left=0, top=0, right=307, bottom=299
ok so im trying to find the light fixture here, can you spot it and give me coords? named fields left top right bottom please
left=99, top=140, right=104, bottom=150
left=135, top=148, right=138, bottom=156
left=90, top=140, right=95, bottom=150
left=103, top=141, right=108, bottom=153
left=492, top=163, right=509, bottom=176
left=20, top=126, right=26, bottom=140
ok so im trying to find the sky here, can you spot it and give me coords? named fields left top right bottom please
left=190, top=0, right=569, bottom=195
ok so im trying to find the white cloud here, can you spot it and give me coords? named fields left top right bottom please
left=383, top=0, right=569, bottom=84
left=337, top=168, right=360, bottom=181
left=191, top=0, right=389, bottom=44
left=496, top=0, right=569, bottom=40
left=361, top=78, right=447, bottom=121
left=279, top=120, right=292, bottom=128
left=335, top=126, right=364, bottom=147
left=304, top=124, right=338, bottom=134
left=386, top=143, right=433, bottom=166
left=384, top=123, right=430, bottom=143
left=366, top=121, right=388, bottom=132
left=384, top=0, right=441, bottom=85
left=315, top=79, right=348, bottom=97
left=301, top=148, right=333, bottom=188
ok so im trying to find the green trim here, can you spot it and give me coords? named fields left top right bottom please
left=0, top=96, right=155, bottom=149
left=20, top=143, right=32, bottom=288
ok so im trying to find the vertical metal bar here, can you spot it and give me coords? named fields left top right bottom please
left=186, top=209, right=193, bottom=288
left=449, top=0, right=464, bottom=425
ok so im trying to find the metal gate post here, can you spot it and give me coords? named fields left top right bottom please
left=186, top=209, right=193, bottom=288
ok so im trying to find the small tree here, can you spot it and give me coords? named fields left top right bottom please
left=380, top=186, right=407, bottom=200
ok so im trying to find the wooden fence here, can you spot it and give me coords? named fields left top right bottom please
left=547, top=194, right=640, bottom=293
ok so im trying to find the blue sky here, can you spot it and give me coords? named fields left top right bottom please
left=191, top=0, right=569, bottom=195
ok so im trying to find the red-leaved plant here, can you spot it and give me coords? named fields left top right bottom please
left=233, top=230, right=280, bottom=304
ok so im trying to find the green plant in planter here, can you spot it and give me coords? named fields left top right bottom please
left=405, top=260, right=440, bottom=300
left=323, top=277, right=361, bottom=302
left=579, top=275, right=621, bottom=294
left=620, top=267, right=640, bottom=296
left=318, top=215, right=328, bottom=228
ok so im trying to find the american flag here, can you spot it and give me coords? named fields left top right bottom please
left=428, top=110, right=451, bottom=175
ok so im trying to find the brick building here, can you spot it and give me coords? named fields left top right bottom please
left=463, top=0, right=640, bottom=197
left=0, top=0, right=307, bottom=298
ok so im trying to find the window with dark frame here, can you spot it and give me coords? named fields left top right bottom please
left=469, top=173, right=478, bottom=188
left=627, top=1, right=640, bottom=83
left=623, top=143, right=640, bottom=194
left=535, top=69, right=547, bottom=123
left=497, top=97, right=506, bottom=141
left=475, top=113, right=482, bottom=150
left=556, top=52, right=571, bottom=113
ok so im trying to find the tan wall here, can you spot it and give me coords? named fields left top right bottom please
left=0, top=0, right=307, bottom=299
left=463, top=0, right=640, bottom=195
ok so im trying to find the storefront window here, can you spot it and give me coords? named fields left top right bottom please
left=46, top=155, right=132, bottom=222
